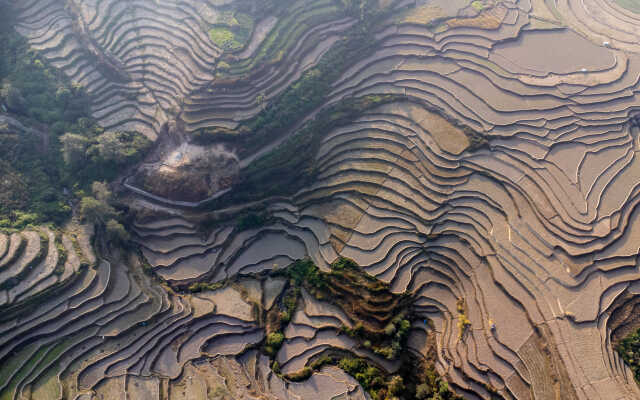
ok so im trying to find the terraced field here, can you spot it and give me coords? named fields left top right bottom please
left=3, top=0, right=640, bottom=399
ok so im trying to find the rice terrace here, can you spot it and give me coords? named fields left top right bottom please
left=0, top=0, right=639, bottom=399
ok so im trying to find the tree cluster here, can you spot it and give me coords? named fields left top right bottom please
left=79, top=182, right=129, bottom=244
left=0, top=19, right=151, bottom=228
left=60, top=129, right=151, bottom=181
left=617, top=327, right=640, bottom=382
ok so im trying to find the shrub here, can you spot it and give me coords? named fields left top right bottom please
left=309, top=355, right=334, bottom=370
left=282, top=288, right=298, bottom=318
left=106, top=219, right=130, bottom=243
left=617, top=327, right=640, bottom=382
left=331, top=257, right=359, bottom=271
left=287, top=259, right=326, bottom=290
left=188, top=282, right=223, bottom=293
left=271, top=361, right=280, bottom=374
left=266, top=332, right=285, bottom=349
left=279, top=310, right=291, bottom=323
left=338, top=357, right=385, bottom=393
left=236, top=212, right=268, bottom=230
left=209, top=27, right=237, bottom=49
left=384, top=322, right=396, bottom=336
left=79, top=196, right=116, bottom=225
left=398, top=319, right=411, bottom=334
left=416, top=383, right=432, bottom=399
left=338, top=357, right=366, bottom=375
left=373, top=346, right=394, bottom=359
left=388, top=375, right=404, bottom=395
left=60, top=133, right=90, bottom=167
left=286, top=367, right=312, bottom=382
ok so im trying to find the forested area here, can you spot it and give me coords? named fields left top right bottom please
left=617, top=328, right=640, bottom=383
left=0, top=8, right=150, bottom=228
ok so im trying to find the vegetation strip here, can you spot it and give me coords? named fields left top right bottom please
left=255, top=257, right=460, bottom=400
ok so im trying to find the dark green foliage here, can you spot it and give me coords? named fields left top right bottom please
left=0, top=24, right=91, bottom=131
left=341, top=322, right=365, bottom=338
left=78, top=182, right=134, bottom=248
left=396, top=353, right=461, bottom=400
left=263, top=285, right=297, bottom=359
left=0, top=120, right=72, bottom=227
left=264, top=332, right=285, bottom=356
left=79, top=196, right=117, bottom=226
left=617, top=327, right=640, bottom=382
left=285, top=367, right=312, bottom=382
left=308, top=354, right=336, bottom=370
left=370, top=315, right=411, bottom=360
left=199, top=1, right=405, bottom=210
left=280, top=287, right=299, bottom=323
left=416, top=383, right=432, bottom=399
left=236, top=212, right=269, bottom=231
left=205, top=94, right=405, bottom=211
left=187, top=282, right=224, bottom=293
left=0, top=15, right=151, bottom=228
left=79, top=182, right=119, bottom=227
left=330, top=256, right=388, bottom=292
left=331, top=257, right=359, bottom=271
left=54, top=235, right=68, bottom=275
left=105, top=219, right=130, bottom=244
left=88, top=130, right=151, bottom=166
left=338, top=357, right=387, bottom=397
left=286, top=259, right=327, bottom=291
left=266, top=331, right=284, bottom=347
left=265, top=258, right=459, bottom=399
left=61, top=129, right=151, bottom=186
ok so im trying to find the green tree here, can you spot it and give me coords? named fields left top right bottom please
left=1, top=82, right=25, bottom=111
left=91, top=181, right=112, bottom=203
left=88, top=131, right=151, bottom=165
left=79, top=181, right=118, bottom=224
left=79, top=196, right=116, bottom=225
left=106, top=219, right=130, bottom=243
left=266, top=332, right=285, bottom=348
left=384, top=322, right=396, bottom=336
left=60, top=132, right=90, bottom=167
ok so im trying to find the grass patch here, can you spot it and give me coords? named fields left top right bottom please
left=208, top=10, right=254, bottom=52
left=471, top=0, right=486, bottom=10
left=209, top=27, right=244, bottom=51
